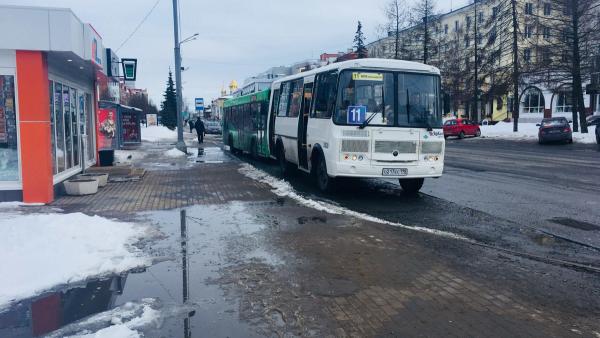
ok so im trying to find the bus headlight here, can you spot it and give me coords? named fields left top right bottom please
left=424, top=155, right=439, bottom=162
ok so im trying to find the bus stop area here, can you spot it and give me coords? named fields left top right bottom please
left=39, top=131, right=600, bottom=338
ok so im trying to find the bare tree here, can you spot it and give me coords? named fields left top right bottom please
left=384, top=0, right=409, bottom=59
left=528, top=0, right=600, bottom=132
left=410, top=0, right=439, bottom=64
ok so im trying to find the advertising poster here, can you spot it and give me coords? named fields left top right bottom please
left=147, top=114, right=158, bottom=126
left=97, top=107, right=117, bottom=150
left=120, top=110, right=140, bottom=144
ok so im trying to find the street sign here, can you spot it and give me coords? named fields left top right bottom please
left=347, top=106, right=367, bottom=124
left=121, top=58, right=137, bottom=81
left=195, top=98, right=204, bottom=112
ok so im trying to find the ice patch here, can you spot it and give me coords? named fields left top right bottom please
left=0, top=212, right=153, bottom=309
left=114, top=150, right=148, bottom=164
left=238, top=163, right=470, bottom=241
left=164, top=147, right=186, bottom=158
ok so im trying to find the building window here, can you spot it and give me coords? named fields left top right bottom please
left=542, top=26, right=550, bottom=40
left=466, top=16, right=471, bottom=29
left=543, top=3, right=551, bottom=15
left=524, top=25, right=533, bottom=38
left=465, top=36, right=470, bottom=47
left=522, top=87, right=545, bottom=113
left=493, top=6, right=499, bottom=18
left=455, top=20, right=459, bottom=32
left=524, top=49, right=532, bottom=62
left=0, top=75, right=19, bottom=182
left=444, top=24, right=448, bottom=34
left=525, top=3, right=533, bottom=15
left=556, top=91, right=573, bottom=113
left=478, top=12, right=484, bottom=23
left=477, top=33, right=483, bottom=45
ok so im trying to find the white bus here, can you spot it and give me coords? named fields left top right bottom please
left=266, top=58, right=445, bottom=193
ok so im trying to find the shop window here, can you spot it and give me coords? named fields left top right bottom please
left=85, top=93, right=95, bottom=164
left=556, top=91, right=573, bottom=113
left=70, top=88, right=79, bottom=167
left=522, top=88, right=545, bottom=113
left=49, top=81, right=57, bottom=174
left=54, top=83, right=66, bottom=173
left=0, top=75, right=19, bottom=182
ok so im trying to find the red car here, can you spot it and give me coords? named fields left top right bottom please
left=443, top=118, right=481, bottom=139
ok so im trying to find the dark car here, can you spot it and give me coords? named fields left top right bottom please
left=596, top=122, right=600, bottom=144
left=586, top=114, right=600, bottom=126
left=537, top=117, right=572, bottom=144
left=204, top=121, right=222, bottom=134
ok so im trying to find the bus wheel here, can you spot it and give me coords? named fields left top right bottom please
left=277, top=145, right=288, bottom=177
left=316, top=155, right=335, bottom=192
left=399, top=178, right=424, bottom=195
left=250, top=139, right=258, bottom=160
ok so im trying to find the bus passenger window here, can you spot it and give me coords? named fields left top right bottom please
left=288, top=79, right=303, bottom=118
left=278, top=83, right=290, bottom=117
left=312, top=71, right=337, bottom=119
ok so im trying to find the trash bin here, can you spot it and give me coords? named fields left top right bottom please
left=98, top=150, right=114, bottom=166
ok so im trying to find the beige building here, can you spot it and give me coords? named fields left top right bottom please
left=367, top=0, right=600, bottom=122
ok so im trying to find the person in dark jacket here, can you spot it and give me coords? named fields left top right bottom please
left=188, top=118, right=194, bottom=133
left=194, top=119, right=205, bottom=143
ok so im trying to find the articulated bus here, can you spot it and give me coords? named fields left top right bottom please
left=223, top=58, right=445, bottom=193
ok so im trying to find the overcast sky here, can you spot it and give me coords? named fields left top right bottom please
left=3, top=0, right=468, bottom=107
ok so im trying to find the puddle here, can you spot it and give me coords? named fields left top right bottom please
left=191, top=146, right=229, bottom=165
left=531, top=233, right=556, bottom=246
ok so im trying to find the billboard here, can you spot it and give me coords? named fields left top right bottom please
left=97, top=107, right=117, bottom=150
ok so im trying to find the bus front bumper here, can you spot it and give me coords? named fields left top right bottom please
left=331, top=161, right=444, bottom=179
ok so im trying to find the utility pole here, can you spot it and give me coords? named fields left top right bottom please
left=172, top=0, right=186, bottom=153
left=473, top=0, right=479, bottom=122
left=511, top=0, right=519, bottom=132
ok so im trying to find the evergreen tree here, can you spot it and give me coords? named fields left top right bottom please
left=160, top=71, right=177, bottom=130
left=354, top=21, right=368, bottom=58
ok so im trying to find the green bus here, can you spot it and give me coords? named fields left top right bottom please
left=222, top=89, right=271, bottom=158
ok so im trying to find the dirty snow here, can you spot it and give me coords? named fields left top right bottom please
left=164, top=147, right=187, bottom=158
left=0, top=212, right=153, bottom=309
left=46, top=299, right=161, bottom=338
left=114, top=150, right=148, bottom=164
left=481, top=122, right=597, bottom=144
left=0, top=201, right=45, bottom=208
left=238, top=163, right=469, bottom=241
left=141, top=125, right=178, bottom=142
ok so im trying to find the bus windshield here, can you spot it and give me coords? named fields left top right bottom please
left=334, top=70, right=442, bottom=128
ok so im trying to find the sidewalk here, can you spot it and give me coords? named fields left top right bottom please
left=48, top=131, right=600, bottom=337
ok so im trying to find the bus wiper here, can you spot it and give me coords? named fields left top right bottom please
left=359, top=112, right=379, bottom=129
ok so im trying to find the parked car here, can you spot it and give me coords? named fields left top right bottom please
left=586, top=114, right=600, bottom=126
left=204, top=121, right=222, bottom=134
left=596, top=122, right=600, bottom=144
left=443, top=118, right=481, bottom=139
left=537, top=117, right=572, bottom=144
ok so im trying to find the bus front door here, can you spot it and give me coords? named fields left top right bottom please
left=298, top=82, right=313, bottom=170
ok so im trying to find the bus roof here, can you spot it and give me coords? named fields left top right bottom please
left=271, top=58, right=440, bottom=86
left=223, top=89, right=270, bottom=108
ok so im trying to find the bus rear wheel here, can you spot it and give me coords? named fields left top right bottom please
left=399, top=178, right=424, bottom=195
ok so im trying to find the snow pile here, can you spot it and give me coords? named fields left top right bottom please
left=238, top=163, right=468, bottom=241
left=47, top=299, right=161, bottom=338
left=0, top=212, right=152, bottom=309
left=164, top=147, right=186, bottom=158
left=141, top=126, right=178, bottom=142
left=481, top=122, right=597, bottom=143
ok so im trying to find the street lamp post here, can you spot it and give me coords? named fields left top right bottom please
left=172, top=0, right=186, bottom=153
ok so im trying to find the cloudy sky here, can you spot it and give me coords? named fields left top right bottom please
left=3, top=0, right=468, bottom=107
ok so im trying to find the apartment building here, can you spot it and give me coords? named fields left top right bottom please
left=367, top=0, right=600, bottom=123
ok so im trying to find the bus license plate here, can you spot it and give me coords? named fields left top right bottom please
left=382, top=168, right=408, bottom=176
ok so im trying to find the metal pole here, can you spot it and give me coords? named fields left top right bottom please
left=173, top=0, right=186, bottom=153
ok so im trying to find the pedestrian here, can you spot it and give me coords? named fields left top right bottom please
left=194, top=118, right=205, bottom=143
left=188, top=118, right=194, bottom=133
